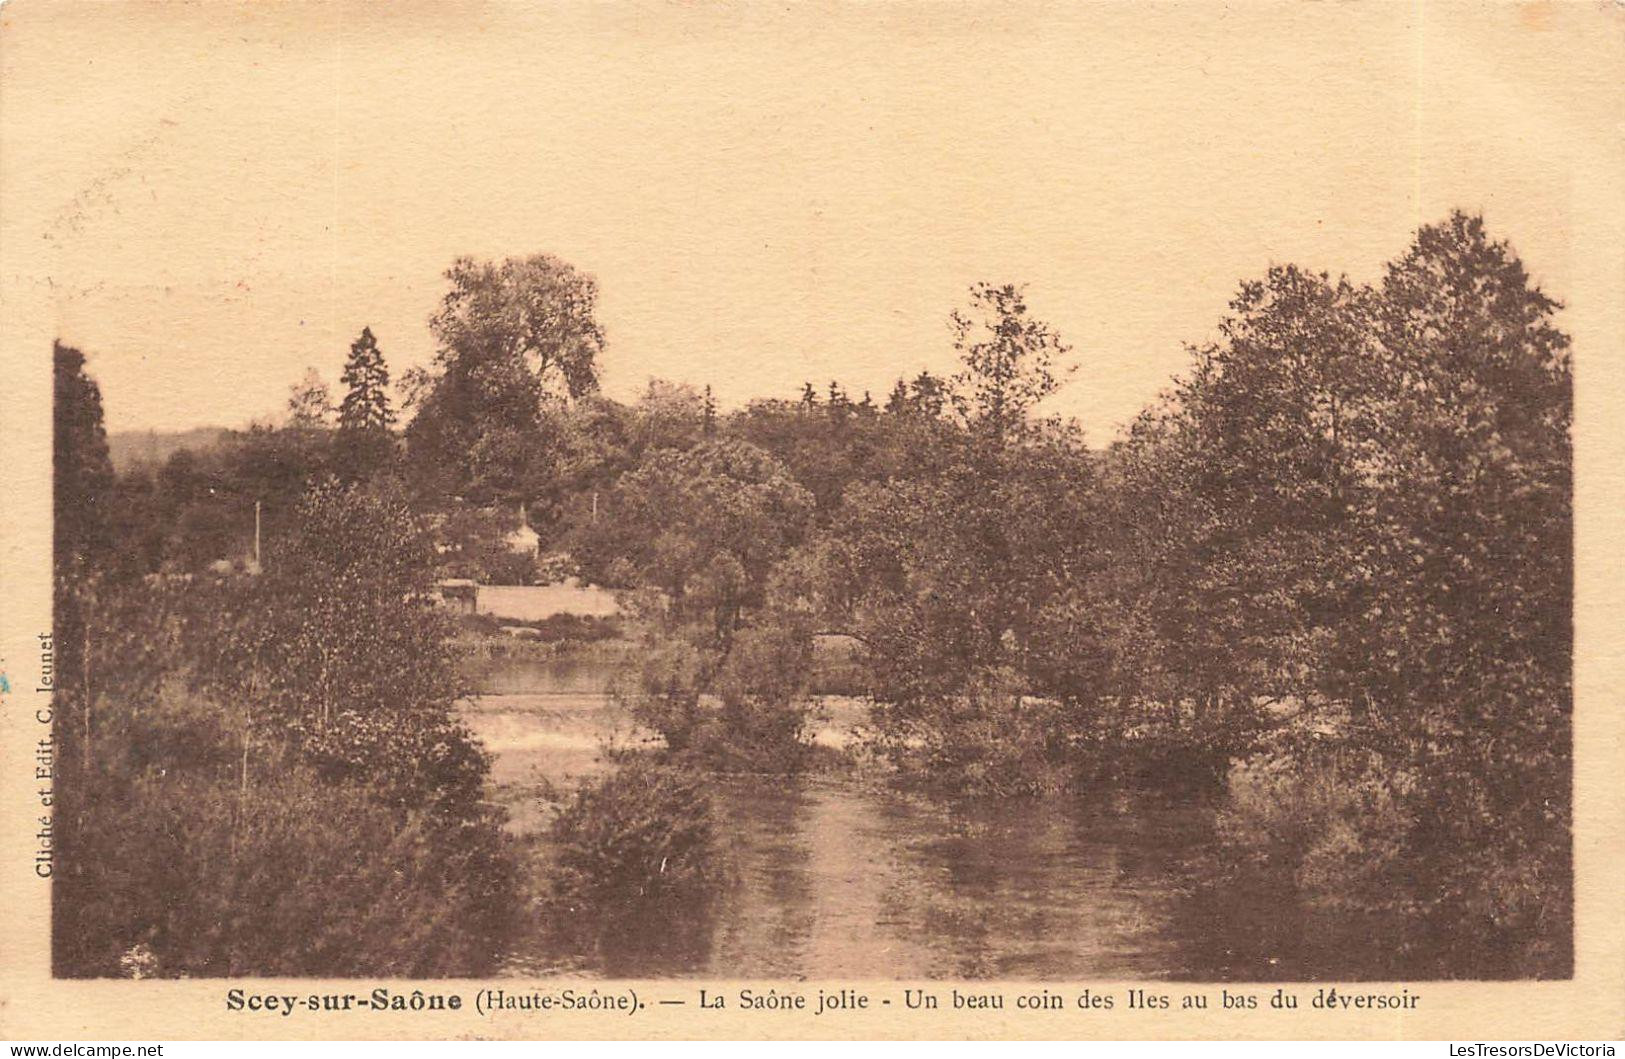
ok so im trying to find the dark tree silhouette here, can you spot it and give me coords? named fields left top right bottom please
left=406, top=253, right=604, bottom=500
left=337, top=327, right=395, bottom=479
left=338, top=327, right=395, bottom=434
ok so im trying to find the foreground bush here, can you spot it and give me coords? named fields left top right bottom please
left=1205, top=743, right=1571, bottom=979
left=541, top=759, right=722, bottom=973
left=55, top=758, right=515, bottom=978
left=548, top=759, right=718, bottom=915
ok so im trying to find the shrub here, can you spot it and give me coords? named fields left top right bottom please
left=615, top=635, right=711, bottom=753
left=701, top=623, right=817, bottom=771
left=1066, top=696, right=1264, bottom=790
left=616, top=623, right=817, bottom=772
left=1217, top=746, right=1415, bottom=904
left=548, top=760, right=718, bottom=914
left=1205, top=742, right=1570, bottom=979
left=529, top=612, right=621, bottom=643
left=55, top=757, right=515, bottom=978
left=867, top=667, right=1076, bottom=796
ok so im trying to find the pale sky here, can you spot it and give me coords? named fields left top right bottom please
left=4, top=1, right=1621, bottom=441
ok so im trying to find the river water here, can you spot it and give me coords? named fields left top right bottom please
left=460, top=654, right=1337, bottom=981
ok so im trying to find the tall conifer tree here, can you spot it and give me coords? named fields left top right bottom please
left=339, top=327, right=394, bottom=433
left=337, top=327, right=395, bottom=478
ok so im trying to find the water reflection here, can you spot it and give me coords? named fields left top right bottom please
left=698, top=777, right=1209, bottom=980
left=462, top=660, right=1378, bottom=981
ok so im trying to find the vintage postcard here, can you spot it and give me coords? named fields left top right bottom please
left=1, top=0, right=1622, bottom=1044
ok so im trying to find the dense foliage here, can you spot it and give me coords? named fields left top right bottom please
left=54, top=348, right=515, bottom=975
left=549, top=760, right=719, bottom=916
left=542, top=760, right=721, bottom=973
left=68, top=213, right=1572, bottom=977
left=404, top=254, right=604, bottom=504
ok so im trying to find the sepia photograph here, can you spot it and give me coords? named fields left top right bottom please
left=3, top=0, right=1623, bottom=1045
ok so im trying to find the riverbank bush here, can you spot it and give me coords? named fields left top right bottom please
left=866, top=669, right=1074, bottom=796
left=864, top=674, right=1254, bottom=796
left=548, top=759, right=718, bottom=911
left=56, top=745, right=515, bottom=977
left=544, top=759, right=720, bottom=966
left=52, top=461, right=520, bottom=976
left=1207, top=742, right=1571, bottom=979
left=615, top=623, right=818, bottom=772
left=1066, top=698, right=1264, bottom=790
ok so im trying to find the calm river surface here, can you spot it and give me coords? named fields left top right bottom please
left=460, top=654, right=1319, bottom=981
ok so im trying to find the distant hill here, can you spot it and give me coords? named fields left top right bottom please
left=107, top=427, right=232, bottom=474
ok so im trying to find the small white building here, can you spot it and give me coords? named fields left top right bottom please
left=505, top=503, right=540, bottom=559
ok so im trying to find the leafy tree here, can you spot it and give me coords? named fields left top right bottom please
left=406, top=253, right=605, bottom=500
left=1357, top=212, right=1571, bottom=756
left=1353, top=213, right=1572, bottom=970
left=1105, top=267, right=1377, bottom=726
left=949, top=283, right=1072, bottom=445
left=772, top=292, right=1095, bottom=786
left=626, top=379, right=704, bottom=456
left=286, top=367, right=335, bottom=429
left=53, top=341, right=117, bottom=777
left=821, top=424, right=1092, bottom=712
left=200, top=480, right=487, bottom=808
left=432, top=253, right=604, bottom=399
left=583, top=438, right=813, bottom=633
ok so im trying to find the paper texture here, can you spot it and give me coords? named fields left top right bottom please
left=1, top=0, right=1621, bottom=1041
